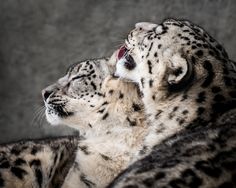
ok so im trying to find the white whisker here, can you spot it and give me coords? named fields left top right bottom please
left=31, top=106, right=46, bottom=127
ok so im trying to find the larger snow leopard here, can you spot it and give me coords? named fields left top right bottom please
left=111, top=19, right=236, bottom=187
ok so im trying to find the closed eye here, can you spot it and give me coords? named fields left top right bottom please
left=71, top=74, right=87, bottom=81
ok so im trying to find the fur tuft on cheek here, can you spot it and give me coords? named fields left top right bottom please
left=45, top=110, right=62, bottom=126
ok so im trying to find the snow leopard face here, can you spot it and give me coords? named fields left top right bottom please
left=42, top=58, right=112, bottom=128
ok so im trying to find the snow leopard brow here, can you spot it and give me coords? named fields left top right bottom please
left=66, top=61, right=82, bottom=75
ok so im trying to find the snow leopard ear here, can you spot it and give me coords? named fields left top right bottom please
left=165, top=51, right=193, bottom=90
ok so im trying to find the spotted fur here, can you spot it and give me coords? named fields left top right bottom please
left=0, top=136, right=78, bottom=188
left=109, top=109, right=236, bottom=188
left=113, top=19, right=236, bottom=187
left=1, top=54, right=147, bottom=188
left=43, top=55, right=147, bottom=188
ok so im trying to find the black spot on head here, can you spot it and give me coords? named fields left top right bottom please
left=119, top=92, right=124, bottom=99
left=79, top=145, right=90, bottom=155
left=132, top=103, right=142, bottom=111
left=141, top=78, right=145, bottom=88
left=196, top=91, right=206, bottom=103
left=90, top=82, right=97, bottom=90
left=169, top=178, right=186, bottom=188
left=197, top=107, right=205, bottom=115
left=123, top=185, right=138, bottom=188
left=196, top=50, right=203, bottom=57
left=80, top=174, right=96, bottom=188
left=0, top=161, right=10, bottom=168
left=98, top=108, right=105, bottom=113
left=30, top=159, right=41, bottom=167
left=31, top=146, right=40, bottom=155
left=101, top=101, right=108, bottom=106
left=100, top=154, right=111, bottom=161
left=195, top=160, right=222, bottom=178
left=209, top=50, right=215, bottom=56
left=108, top=90, right=114, bottom=94
left=152, top=95, right=155, bottom=100
left=203, top=60, right=212, bottom=70
left=201, top=60, right=215, bottom=88
left=147, top=60, right=152, bottom=74
left=181, top=169, right=202, bottom=187
left=102, top=113, right=109, bottom=120
left=191, top=56, right=196, bottom=64
left=182, top=110, right=189, bottom=115
left=202, top=44, right=208, bottom=48
left=182, top=36, right=190, bottom=41
left=14, top=158, right=26, bottom=166
left=126, top=117, right=137, bottom=126
left=149, top=79, right=153, bottom=87
left=181, top=94, right=188, bottom=101
left=173, top=106, right=179, bottom=112
left=155, top=110, right=163, bottom=119
left=183, top=29, right=190, bottom=32
left=10, top=167, right=27, bottom=179
left=139, top=145, right=148, bottom=155
left=154, top=52, right=158, bottom=57
left=154, top=172, right=165, bottom=180
left=11, top=147, right=21, bottom=156
left=213, top=94, right=225, bottom=102
left=179, top=119, right=185, bottom=125
left=34, top=168, right=43, bottom=188
left=142, top=178, right=154, bottom=187
left=148, top=42, right=153, bottom=51
left=196, top=43, right=202, bottom=47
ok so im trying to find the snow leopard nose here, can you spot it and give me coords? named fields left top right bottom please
left=42, top=85, right=57, bottom=101
left=42, top=89, right=53, bottom=101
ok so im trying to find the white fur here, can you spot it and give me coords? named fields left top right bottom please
left=44, top=55, right=147, bottom=188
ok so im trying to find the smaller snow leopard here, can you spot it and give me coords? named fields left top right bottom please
left=42, top=53, right=148, bottom=188
left=111, top=19, right=236, bottom=187
left=0, top=53, right=148, bottom=188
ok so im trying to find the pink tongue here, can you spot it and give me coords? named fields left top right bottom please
left=118, top=46, right=127, bottom=60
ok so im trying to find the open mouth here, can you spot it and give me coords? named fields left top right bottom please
left=117, top=45, right=136, bottom=70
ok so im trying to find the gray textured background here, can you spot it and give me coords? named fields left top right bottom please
left=0, top=0, right=235, bottom=143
